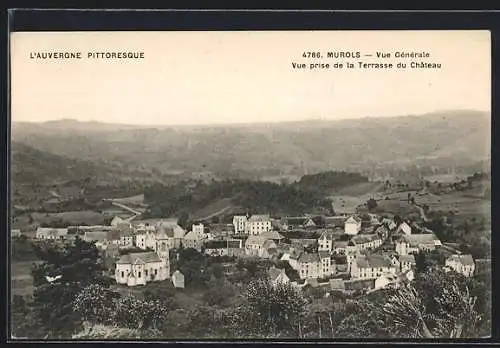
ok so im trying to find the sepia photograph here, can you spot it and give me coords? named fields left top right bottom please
left=9, top=29, right=491, bottom=340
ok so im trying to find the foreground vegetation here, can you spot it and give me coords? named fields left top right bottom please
left=10, top=238, right=491, bottom=339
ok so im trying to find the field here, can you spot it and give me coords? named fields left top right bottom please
left=190, top=198, right=244, bottom=221
left=108, top=194, right=146, bottom=206
left=423, top=174, right=468, bottom=184
left=416, top=191, right=490, bottom=225
left=11, top=261, right=39, bottom=298
left=31, top=211, right=106, bottom=226
left=328, top=182, right=386, bottom=215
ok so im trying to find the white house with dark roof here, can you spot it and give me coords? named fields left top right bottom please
left=268, top=266, right=290, bottom=287
left=347, top=234, right=383, bottom=253
left=297, top=252, right=333, bottom=280
left=182, top=230, right=205, bottom=251
left=395, top=233, right=442, bottom=255
left=344, top=216, right=362, bottom=235
left=233, top=215, right=248, bottom=234
left=245, top=214, right=272, bottom=235
left=350, top=254, right=396, bottom=279
left=318, top=230, right=335, bottom=252
left=445, top=254, right=475, bottom=277
left=115, top=250, right=169, bottom=286
left=396, top=222, right=412, bottom=236
left=35, top=227, right=68, bottom=240
left=398, top=254, right=416, bottom=273
left=245, top=235, right=277, bottom=258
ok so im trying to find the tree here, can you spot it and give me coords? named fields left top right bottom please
left=234, top=280, right=307, bottom=337
left=177, top=211, right=190, bottom=229
left=366, top=198, right=378, bottom=212
left=72, top=284, right=120, bottom=325
left=383, top=269, right=483, bottom=338
left=29, top=237, right=114, bottom=337
left=113, top=295, right=169, bottom=331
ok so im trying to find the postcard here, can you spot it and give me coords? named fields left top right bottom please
left=9, top=30, right=491, bottom=340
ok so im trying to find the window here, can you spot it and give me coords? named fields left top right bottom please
left=145, top=270, right=148, bottom=277
left=138, top=272, right=142, bottom=278
left=121, top=271, right=124, bottom=278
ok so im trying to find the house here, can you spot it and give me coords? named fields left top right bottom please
left=324, top=216, right=347, bottom=227
left=115, top=251, right=169, bottom=286
left=350, top=254, right=396, bottom=279
left=381, top=218, right=397, bottom=230
left=268, top=266, right=290, bottom=287
left=110, top=216, right=131, bottom=228
left=333, top=240, right=349, bottom=254
left=374, top=273, right=400, bottom=290
left=347, top=234, right=383, bottom=253
left=204, top=239, right=244, bottom=257
left=445, top=254, right=475, bottom=277
left=192, top=223, right=205, bottom=235
left=245, top=235, right=277, bottom=258
left=155, top=227, right=176, bottom=252
left=344, top=216, right=362, bottom=235
left=232, top=215, right=248, bottom=234
left=259, top=230, right=285, bottom=244
left=171, top=270, right=185, bottom=289
left=35, top=227, right=69, bottom=240
left=11, top=229, right=21, bottom=238
left=182, top=230, right=206, bottom=251
left=114, top=227, right=135, bottom=247
left=297, top=252, right=333, bottom=280
left=280, top=248, right=302, bottom=271
left=396, top=222, right=412, bottom=236
left=245, top=214, right=272, bottom=235
left=374, top=225, right=389, bottom=240
left=344, top=278, right=376, bottom=293
left=395, top=233, right=442, bottom=255
left=283, top=217, right=317, bottom=230
left=398, top=254, right=416, bottom=273
left=318, top=230, right=335, bottom=252
left=82, top=231, right=109, bottom=243
left=135, top=219, right=186, bottom=248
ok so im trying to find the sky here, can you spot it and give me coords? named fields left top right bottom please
left=10, top=30, right=491, bottom=125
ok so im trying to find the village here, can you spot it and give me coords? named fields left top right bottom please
left=28, top=203, right=482, bottom=294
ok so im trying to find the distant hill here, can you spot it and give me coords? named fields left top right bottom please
left=11, top=142, right=166, bottom=207
left=12, top=110, right=491, bottom=180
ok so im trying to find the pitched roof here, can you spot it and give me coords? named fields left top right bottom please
left=36, top=227, right=68, bottom=236
left=345, top=216, right=361, bottom=224
left=399, top=233, right=440, bottom=246
left=268, top=266, right=285, bottom=281
left=318, top=230, right=336, bottom=240
left=83, top=231, right=109, bottom=242
left=184, top=230, right=204, bottom=241
left=399, top=255, right=416, bottom=264
left=448, top=254, right=475, bottom=266
left=334, top=241, right=349, bottom=248
left=245, top=235, right=268, bottom=247
left=298, top=252, right=320, bottom=263
left=116, top=251, right=162, bottom=264
left=351, top=234, right=381, bottom=245
left=355, top=254, right=393, bottom=269
left=263, top=240, right=277, bottom=249
left=259, top=230, right=284, bottom=240
left=248, top=214, right=270, bottom=222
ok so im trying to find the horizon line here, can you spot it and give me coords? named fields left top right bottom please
left=11, top=108, right=490, bottom=128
